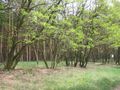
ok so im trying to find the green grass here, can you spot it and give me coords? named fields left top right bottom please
left=43, top=67, right=120, bottom=90
left=0, top=62, right=120, bottom=90
left=16, top=61, right=66, bottom=69
left=0, top=61, right=49, bottom=69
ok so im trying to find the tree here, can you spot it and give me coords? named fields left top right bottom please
left=2, top=0, right=62, bottom=70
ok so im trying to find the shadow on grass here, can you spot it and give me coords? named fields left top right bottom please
left=113, top=66, right=120, bottom=69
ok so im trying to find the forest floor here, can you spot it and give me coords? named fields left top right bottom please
left=0, top=62, right=120, bottom=90
left=114, top=85, right=120, bottom=90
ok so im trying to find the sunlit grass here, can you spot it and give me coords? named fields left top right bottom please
left=16, top=61, right=65, bottom=69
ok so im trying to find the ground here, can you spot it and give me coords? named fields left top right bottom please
left=114, top=85, right=120, bottom=90
left=0, top=62, right=120, bottom=90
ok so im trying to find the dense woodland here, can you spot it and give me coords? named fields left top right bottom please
left=0, top=0, right=120, bottom=70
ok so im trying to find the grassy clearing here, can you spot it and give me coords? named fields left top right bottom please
left=0, top=62, right=120, bottom=90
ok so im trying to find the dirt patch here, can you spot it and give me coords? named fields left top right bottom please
left=0, top=75, right=16, bottom=89
left=33, top=68, right=61, bottom=74
left=0, top=68, right=62, bottom=90
left=0, top=70, right=4, bottom=74
left=0, top=68, right=61, bottom=80
left=114, top=85, right=120, bottom=90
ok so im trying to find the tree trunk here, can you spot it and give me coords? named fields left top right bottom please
left=43, top=40, right=49, bottom=68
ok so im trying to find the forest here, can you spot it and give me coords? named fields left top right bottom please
left=0, top=0, right=120, bottom=90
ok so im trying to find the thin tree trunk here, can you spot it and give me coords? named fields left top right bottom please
left=33, top=44, right=39, bottom=64
left=43, top=40, right=49, bottom=68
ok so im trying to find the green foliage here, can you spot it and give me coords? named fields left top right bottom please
left=1, top=0, right=120, bottom=69
left=0, top=2, right=5, bottom=25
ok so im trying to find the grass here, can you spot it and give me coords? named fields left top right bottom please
left=43, top=66, right=120, bottom=90
left=0, top=62, right=120, bottom=90
left=16, top=61, right=65, bottom=69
